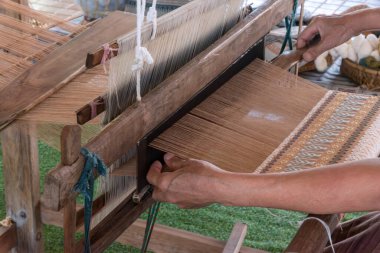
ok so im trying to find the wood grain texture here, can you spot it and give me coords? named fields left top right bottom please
left=41, top=211, right=266, bottom=253
left=60, top=125, right=81, bottom=253
left=60, top=125, right=81, bottom=166
left=63, top=196, right=76, bottom=253
left=0, top=11, right=136, bottom=130
left=119, top=220, right=266, bottom=253
left=285, top=214, right=340, bottom=253
left=223, top=223, right=248, bottom=253
left=75, top=195, right=155, bottom=253
left=1, top=122, right=43, bottom=253
left=0, top=223, right=18, bottom=253
left=41, top=0, right=301, bottom=211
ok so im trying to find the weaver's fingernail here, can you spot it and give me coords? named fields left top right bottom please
left=152, top=161, right=162, bottom=170
left=164, top=153, right=175, bottom=161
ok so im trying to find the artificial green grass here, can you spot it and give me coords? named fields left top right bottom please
left=0, top=142, right=362, bottom=252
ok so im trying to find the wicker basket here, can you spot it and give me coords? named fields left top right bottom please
left=341, top=59, right=380, bottom=90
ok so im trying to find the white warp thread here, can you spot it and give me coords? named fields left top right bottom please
left=301, top=217, right=336, bottom=253
left=132, top=0, right=155, bottom=101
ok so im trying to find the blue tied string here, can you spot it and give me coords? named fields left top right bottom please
left=280, top=0, right=299, bottom=54
left=74, top=148, right=107, bottom=253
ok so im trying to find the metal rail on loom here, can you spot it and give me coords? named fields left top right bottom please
left=135, top=39, right=265, bottom=201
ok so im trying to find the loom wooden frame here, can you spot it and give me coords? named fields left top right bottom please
left=0, top=0, right=340, bottom=252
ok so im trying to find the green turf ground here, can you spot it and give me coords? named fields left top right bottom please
left=0, top=142, right=362, bottom=252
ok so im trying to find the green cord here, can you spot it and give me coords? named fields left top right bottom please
left=141, top=202, right=161, bottom=253
left=280, top=0, right=299, bottom=54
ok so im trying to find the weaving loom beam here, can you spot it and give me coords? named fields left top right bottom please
left=42, top=0, right=301, bottom=211
left=83, top=5, right=252, bottom=70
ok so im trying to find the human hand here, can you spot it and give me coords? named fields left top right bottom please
left=146, top=153, right=229, bottom=208
left=297, top=15, right=355, bottom=61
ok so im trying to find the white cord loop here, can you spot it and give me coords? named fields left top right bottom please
left=133, top=0, right=156, bottom=101
left=147, top=0, right=158, bottom=39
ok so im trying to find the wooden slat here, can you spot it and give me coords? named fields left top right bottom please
left=41, top=208, right=266, bottom=253
left=0, top=223, right=18, bottom=253
left=42, top=0, right=302, bottom=211
left=285, top=214, right=340, bottom=253
left=60, top=125, right=81, bottom=253
left=1, top=122, right=44, bottom=253
left=119, top=220, right=266, bottom=253
left=223, top=223, right=248, bottom=253
left=0, top=11, right=136, bottom=130
left=75, top=195, right=155, bottom=253
left=86, top=41, right=119, bottom=69
left=63, top=196, right=76, bottom=253
left=60, top=125, right=81, bottom=166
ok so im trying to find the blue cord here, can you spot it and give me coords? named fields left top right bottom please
left=74, top=148, right=107, bottom=253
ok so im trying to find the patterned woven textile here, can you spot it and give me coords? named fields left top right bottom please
left=257, top=90, right=380, bottom=174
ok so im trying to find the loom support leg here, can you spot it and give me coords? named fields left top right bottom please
left=1, top=122, right=44, bottom=253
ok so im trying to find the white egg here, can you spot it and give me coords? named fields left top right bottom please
left=335, top=43, right=348, bottom=59
left=314, top=55, right=328, bottom=72
left=347, top=44, right=357, bottom=62
left=358, top=39, right=373, bottom=61
left=352, top=34, right=365, bottom=54
left=370, top=50, right=380, bottom=61
left=366, top=34, right=379, bottom=50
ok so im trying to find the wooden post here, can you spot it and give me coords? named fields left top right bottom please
left=1, top=122, right=44, bottom=253
left=223, top=222, right=248, bottom=253
left=285, top=214, right=340, bottom=253
left=60, top=125, right=82, bottom=253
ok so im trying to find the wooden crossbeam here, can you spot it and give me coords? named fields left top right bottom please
left=41, top=208, right=267, bottom=253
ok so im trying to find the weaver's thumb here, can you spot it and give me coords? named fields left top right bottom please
left=164, top=153, right=185, bottom=171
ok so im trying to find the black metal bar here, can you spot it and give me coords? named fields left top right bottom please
left=136, top=38, right=265, bottom=194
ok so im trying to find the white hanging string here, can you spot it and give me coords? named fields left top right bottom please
left=132, top=0, right=154, bottom=101
left=147, top=0, right=158, bottom=40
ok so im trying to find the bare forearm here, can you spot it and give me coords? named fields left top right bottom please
left=346, top=8, right=380, bottom=34
left=217, top=159, right=380, bottom=213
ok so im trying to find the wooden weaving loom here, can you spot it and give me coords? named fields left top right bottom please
left=1, top=0, right=380, bottom=252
